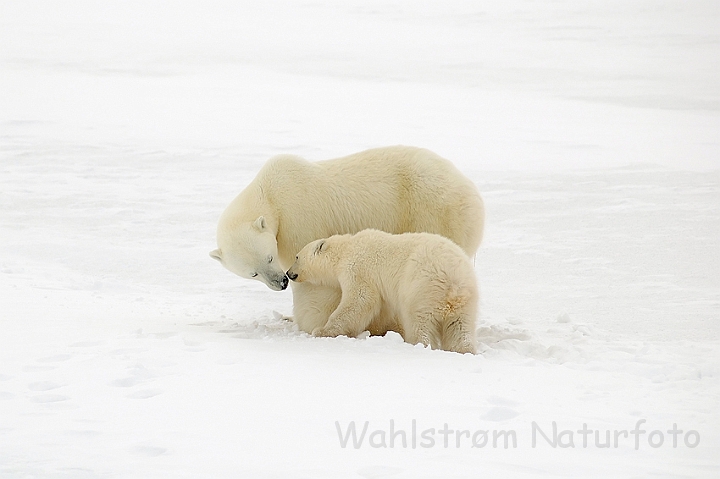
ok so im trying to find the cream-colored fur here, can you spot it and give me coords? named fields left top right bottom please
left=210, top=146, right=484, bottom=333
left=287, top=230, right=478, bottom=354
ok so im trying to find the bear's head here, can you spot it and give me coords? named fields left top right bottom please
left=209, top=216, right=289, bottom=291
left=286, top=237, right=337, bottom=285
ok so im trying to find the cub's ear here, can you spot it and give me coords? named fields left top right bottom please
left=253, top=216, right=267, bottom=231
left=314, top=240, right=326, bottom=255
left=209, top=249, right=223, bottom=262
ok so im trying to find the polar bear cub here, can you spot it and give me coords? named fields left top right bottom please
left=286, top=229, right=478, bottom=354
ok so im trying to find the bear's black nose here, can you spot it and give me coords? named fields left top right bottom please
left=281, top=274, right=289, bottom=289
left=287, top=271, right=298, bottom=281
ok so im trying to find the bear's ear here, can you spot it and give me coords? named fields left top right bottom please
left=209, top=249, right=223, bottom=262
left=253, top=216, right=267, bottom=231
left=314, top=240, right=326, bottom=255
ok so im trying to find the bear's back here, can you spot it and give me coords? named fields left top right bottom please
left=340, top=230, right=476, bottom=318
left=256, top=147, right=482, bottom=266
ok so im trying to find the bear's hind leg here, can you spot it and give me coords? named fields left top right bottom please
left=400, top=307, right=443, bottom=350
left=442, top=312, right=477, bottom=354
left=440, top=293, right=478, bottom=354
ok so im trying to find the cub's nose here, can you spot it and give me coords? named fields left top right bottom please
left=287, top=270, right=298, bottom=281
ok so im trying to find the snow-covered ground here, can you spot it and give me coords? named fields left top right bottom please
left=1, top=1, right=718, bottom=477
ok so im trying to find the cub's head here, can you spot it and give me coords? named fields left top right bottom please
left=286, top=237, right=336, bottom=285
left=209, top=216, right=289, bottom=291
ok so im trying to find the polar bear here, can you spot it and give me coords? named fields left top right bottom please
left=286, top=230, right=478, bottom=353
left=210, top=146, right=484, bottom=334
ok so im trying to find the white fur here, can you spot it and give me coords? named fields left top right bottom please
left=287, top=230, right=479, bottom=354
left=210, top=146, right=484, bottom=332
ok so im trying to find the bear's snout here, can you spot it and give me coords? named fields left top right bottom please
left=265, top=271, right=289, bottom=291
left=287, top=269, right=298, bottom=281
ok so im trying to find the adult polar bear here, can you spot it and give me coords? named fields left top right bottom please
left=210, top=146, right=484, bottom=334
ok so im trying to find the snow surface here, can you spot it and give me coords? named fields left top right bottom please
left=1, top=1, right=719, bottom=478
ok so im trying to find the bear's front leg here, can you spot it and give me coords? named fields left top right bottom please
left=291, top=282, right=342, bottom=334
left=312, top=283, right=380, bottom=338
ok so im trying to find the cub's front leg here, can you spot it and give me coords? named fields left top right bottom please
left=290, top=281, right=342, bottom=334
left=312, top=283, right=381, bottom=338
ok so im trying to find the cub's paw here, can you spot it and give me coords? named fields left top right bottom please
left=311, top=325, right=343, bottom=338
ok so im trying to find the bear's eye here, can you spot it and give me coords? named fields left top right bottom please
left=251, top=272, right=258, bottom=278
left=267, top=255, right=273, bottom=263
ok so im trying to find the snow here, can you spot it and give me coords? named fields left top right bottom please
left=1, top=1, right=718, bottom=477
